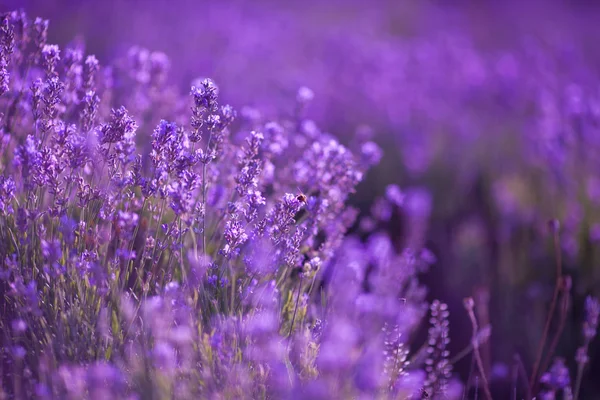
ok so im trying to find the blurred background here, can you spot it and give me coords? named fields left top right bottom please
left=3, top=0, right=600, bottom=396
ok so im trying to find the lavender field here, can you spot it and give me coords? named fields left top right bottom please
left=1, top=1, right=599, bottom=399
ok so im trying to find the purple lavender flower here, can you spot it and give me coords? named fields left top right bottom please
left=221, top=215, right=248, bottom=259
left=83, top=54, right=99, bottom=91
left=41, top=238, right=63, bottom=276
left=583, top=296, right=599, bottom=341
left=41, top=44, right=60, bottom=77
left=99, top=106, right=137, bottom=145
left=14, top=135, right=41, bottom=189
left=423, top=301, right=452, bottom=397
left=540, top=358, right=571, bottom=391
left=32, top=17, right=48, bottom=60
left=0, top=175, right=15, bottom=213
left=0, top=15, right=11, bottom=95
left=9, top=6, right=596, bottom=399
left=190, top=78, right=219, bottom=142
left=0, top=58, right=8, bottom=96
left=360, top=141, right=383, bottom=167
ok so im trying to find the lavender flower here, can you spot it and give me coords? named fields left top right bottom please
left=540, top=358, right=571, bottom=392
left=2, top=6, right=600, bottom=400
left=582, top=296, right=599, bottom=341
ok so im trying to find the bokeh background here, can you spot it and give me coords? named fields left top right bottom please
left=3, top=0, right=600, bottom=396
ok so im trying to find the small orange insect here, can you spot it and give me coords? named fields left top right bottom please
left=296, top=193, right=307, bottom=203
left=296, top=187, right=308, bottom=203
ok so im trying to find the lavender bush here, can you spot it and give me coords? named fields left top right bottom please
left=1, top=5, right=600, bottom=400
left=0, top=10, right=460, bottom=399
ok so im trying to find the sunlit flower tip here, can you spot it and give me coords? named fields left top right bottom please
left=296, top=86, right=314, bottom=104
left=385, top=184, right=405, bottom=207
left=359, top=141, right=382, bottom=167
left=11, top=318, right=27, bottom=333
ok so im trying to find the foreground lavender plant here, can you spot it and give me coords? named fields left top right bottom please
left=3, top=8, right=600, bottom=400
left=0, top=11, right=468, bottom=399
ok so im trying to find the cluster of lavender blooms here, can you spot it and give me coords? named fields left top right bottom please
left=49, top=0, right=600, bottom=284
left=0, top=11, right=478, bottom=399
left=2, top=8, right=600, bottom=400
left=18, top=4, right=600, bottom=382
left=537, top=296, right=600, bottom=400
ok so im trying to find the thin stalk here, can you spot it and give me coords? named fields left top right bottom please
left=449, top=325, right=491, bottom=365
left=539, top=283, right=570, bottom=382
left=529, top=227, right=563, bottom=397
left=465, top=298, right=493, bottom=400
left=201, top=128, right=215, bottom=259
left=179, top=216, right=186, bottom=282
left=514, top=353, right=531, bottom=399
left=149, top=200, right=167, bottom=272
left=128, top=197, right=147, bottom=255
left=202, top=162, right=207, bottom=257
left=573, top=357, right=586, bottom=400
left=229, top=271, right=237, bottom=315
left=463, top=351, right=476, bottom=400
left=288, top=274, right=304, bottom=342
